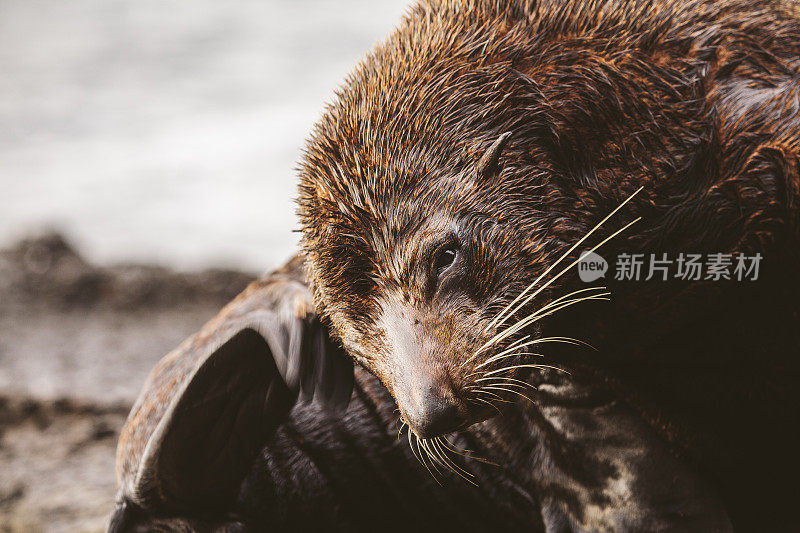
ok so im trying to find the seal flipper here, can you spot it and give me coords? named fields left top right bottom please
left=113, top=262, right=354, bottom=526
left=130, top=328, right=293, bottom=515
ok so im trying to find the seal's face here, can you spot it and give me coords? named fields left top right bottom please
left=303, top=210, right=481, bottom=435
left=298, top=159, right=578, bottom=437
left=297, top=0, right=798, bottom=440
left=295, top=3, right=648, bottom=438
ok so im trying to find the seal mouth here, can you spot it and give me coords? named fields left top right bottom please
left=404, top=401, right=496, bottom=440
left=400, top=414, right=472, bottom=440
left=398, top=417, right=485, bottom=485
left=402, top=405, right=466, bottom=440
left=394, top=375, right=474, bottom=439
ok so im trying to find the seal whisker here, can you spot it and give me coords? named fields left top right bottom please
left=461, top=334, right=532, bottom=369
left=473, top=389, right=512, bottom=403
left=470, top=395, right=503, bottom=415
left=484, top=363, right=571, bottom=376
left=420, top=439, right=445, bottom=478
left=482, top=385, right=536, bottom=404
left=467, top=287, right=610, bottom=361
left=475, top=376, right=537, bottom=387
left=474, top=340, right=541, bottom=369
left=397, top=420, right=407, bottom=440
left=470, top=381, right=529, bottom=390
left=439, top=435, right=474, bottom=456
left=407, top=426, right=424, bottom=465
left=465, top=352, right=544, bottom=380
left=487, top=277, right=606, bottom=338
left=425, top=438, right=459, bottom=480
left=410, top=432, right=442, bottom=485
left=440, top=436, right=499, bottom=467
left=486, top=187, right=643, bottom=333
left=476, top=351, right=544, bottom=370
left=432, top=438, right=478, bottom=485
left=487, top=211, right=638, bottom=335
left=474, top=377, right=539, bottom=393
left=528, top=336, right=597, bottom=350
left=480, top=292, right=610, bottom=354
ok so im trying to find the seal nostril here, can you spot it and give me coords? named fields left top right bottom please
left=413, top=390, right=461, bottom=438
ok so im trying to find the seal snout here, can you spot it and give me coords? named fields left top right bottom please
left=378, top=301, right=468, bottom=438
left=405, top=381, right=463, bottom=438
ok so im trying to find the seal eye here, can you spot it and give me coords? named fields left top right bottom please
left=433, top=246, right=458, bottom=278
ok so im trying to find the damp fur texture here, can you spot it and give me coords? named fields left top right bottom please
left=112, top=1, right=800, bottom=531
left=299, top=0, right=800, bottom=351
left=297, top=0, right=800, bottom=528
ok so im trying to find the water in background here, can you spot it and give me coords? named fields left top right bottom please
left=0, top=0, right=409, bottom=272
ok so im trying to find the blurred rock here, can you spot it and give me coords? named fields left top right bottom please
left=1, top=232, right=254, bottom=310
left=0, top=233, right=257, bottom=532
left=0, top=396, right=129, bottom=533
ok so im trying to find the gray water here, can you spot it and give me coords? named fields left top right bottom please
left=0, top=0, right=408, bottom=272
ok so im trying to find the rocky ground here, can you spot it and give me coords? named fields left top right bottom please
left=0, top=234, right=255, bottom=532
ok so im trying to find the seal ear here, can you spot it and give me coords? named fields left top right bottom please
left=476, top=132, right=512, bottom=180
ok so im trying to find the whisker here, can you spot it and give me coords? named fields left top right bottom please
left=482, top=385, right=536, bottom=404
left=474, top=336, right=544, bottom=368
left=490, top=215, right=639, bottom=334
left=440, top=436, right=500, bottom=467
left=412, top=433, right=441, bottom=485
left=425, top=438, right=456, bottom=472
left=432, top=438, right=477, bottom=485
left=473, top=389, right=512, bottom=403
left=475, top=350, right=544, bottom=371
left=466, top=351, right=546, bottom=380
left=486, top=186, right=643, bottom=333
left=468, top=381, right=529, bottom=390
left=528, top=336, right=597, bottom=350
left=478, top=293, right=610, bottom=354
left=439, top=435, right=474, bottom=456
left=461, top=334, right=531, bottom=369
left=476, top=287, right=608, bottom=357
left=483, top=363, right=571, bottom=376
left=420, top=439, right=445, bottom=478
left=475, top=376, right=539, bottom=389
left=429, top=442, right=460, bottom=481
left=470, top=395, right=503, bottom=415
left=407, top=427, right=424, bottom=466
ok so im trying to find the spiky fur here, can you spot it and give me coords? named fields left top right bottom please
left=298, top=0, right=800, bottom=529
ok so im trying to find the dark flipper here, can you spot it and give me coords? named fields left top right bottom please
left=112, top=256, right=353, bottom=524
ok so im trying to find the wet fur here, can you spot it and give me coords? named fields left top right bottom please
left=114, top=0, right=800, bottom=530
left=298, top=0, right=799, bottom=529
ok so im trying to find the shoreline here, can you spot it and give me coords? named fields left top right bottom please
left=0, top=233, right=254, bottom=532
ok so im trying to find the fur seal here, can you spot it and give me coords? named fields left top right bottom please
left=111, top=0, right=799, bottom=530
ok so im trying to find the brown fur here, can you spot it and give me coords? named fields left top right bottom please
left=297, top=0, right=800, bottom=527
left=113, top=1, right=800, bottom=530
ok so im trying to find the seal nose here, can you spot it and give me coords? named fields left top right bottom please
left=407, top=385, right=462, bottom=438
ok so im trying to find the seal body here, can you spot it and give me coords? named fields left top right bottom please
left=112, top=0, right=800, bottom=530
left=298, top=0, right=799, bottom=529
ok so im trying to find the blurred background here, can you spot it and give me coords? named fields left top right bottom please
left=0, top=1, right=407, bottom=530
left=1, top=0, right=407, bottom=271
